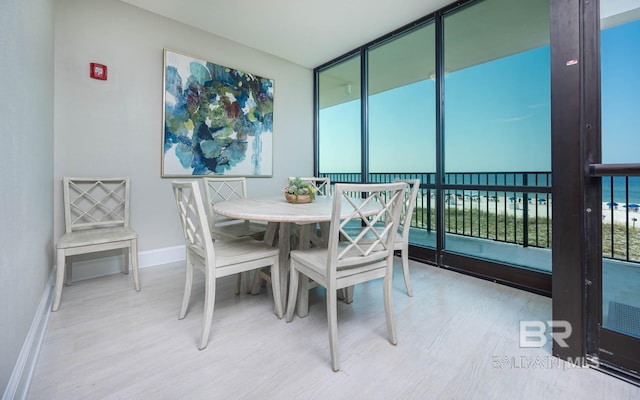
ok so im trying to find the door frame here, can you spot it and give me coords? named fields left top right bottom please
left=551, top=0, right=640, bottom=383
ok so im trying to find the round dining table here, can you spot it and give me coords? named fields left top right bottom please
left=213, top=195, right=339, bottom=223
left=213, top=195, right=337, bottom=313
left=213, top=195, right=375, bottom=314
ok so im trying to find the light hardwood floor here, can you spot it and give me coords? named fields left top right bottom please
left=28, top=259, right=640, bottom=399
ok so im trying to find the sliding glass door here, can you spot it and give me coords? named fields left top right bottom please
left=590, top=3, right=640, bottom=378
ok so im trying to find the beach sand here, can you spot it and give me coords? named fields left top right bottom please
left=602, top=202, right=640, bottom=225
left=417, top=194, right=640, bottom=226
left=420, top=193, right=553, bottom=218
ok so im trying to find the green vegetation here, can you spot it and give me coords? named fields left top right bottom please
left=413, top=206, right=640, bottom=262
left=602, top=222, right=640, bottom=262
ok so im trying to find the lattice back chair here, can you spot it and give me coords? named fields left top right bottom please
left=172, top=181, right=283, bottom=350
left=53, top=177, right=140, bottom=311
left=203, top=177, right=269, bottom=294
left=394, top=179, right=421, bottom=297
left=285, top=182, right=407, bottom=371
left=287, top=177, right=332, bottom=250
left=340, top=179, right=421, bottom=299
left=202, top=177, right=266, bottom=240
left=288, top=177, right=331, bottom=196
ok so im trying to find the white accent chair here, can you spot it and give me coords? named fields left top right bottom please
left=53, top=177, right=140, bottom=312
left=285, top=182, right=406, bottom=371
left=171, top=180, right=282, bottom=350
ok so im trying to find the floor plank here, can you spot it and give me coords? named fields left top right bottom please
left=27, top=259, right=640, bottom=399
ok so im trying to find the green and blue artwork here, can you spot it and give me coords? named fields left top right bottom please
left=162, top=49, right=273, bottom=177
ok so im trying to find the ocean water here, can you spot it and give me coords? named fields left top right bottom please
left=444, top=173, right=639, bottom=204
left=336, top=172, right=640, bottom=204
left=602, top=176, right=640, bottom=205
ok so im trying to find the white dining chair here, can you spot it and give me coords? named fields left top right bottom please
left=171, top=180, right=283, bottom=350
left=203, top=177, right=267, bottom=240
left=203, top=177, right=267, bottom=294
left=288, top=176, right=331, bottom=196
left=53, top=177, right=140, bottom=311
left=394, top=179, right=421, bottom=296
left=340, top=178, right=421, bottom=298
left=287, top=177, right=331, bottom=248
left=285, top=181, right=407, bottom=371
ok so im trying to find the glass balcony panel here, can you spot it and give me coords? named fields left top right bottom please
left=368, top=23, right=436, bottom=248
left=318, top=55, right=362, bottom=176
left=442, top=0, right=551, bottom=272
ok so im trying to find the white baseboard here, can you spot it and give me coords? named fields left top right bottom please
left=2, top=270, right=54, bottom=400
left=68, top=245, right=186, bottom=282
left=2, top=245, right=185, bottom=400
left=139, top=245, right=185, bottom=268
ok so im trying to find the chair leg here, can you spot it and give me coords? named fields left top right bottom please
left=244, top=271, right=253, bottom=294
left=65, top=257, right=72, bottom=286
left=401, top=246, right=413, bottom=297
left=285, top=266, right=300, bottom=322
left=337, top=286, right=354, bottom=303
left=383, top=264, right=397, bottom=346
left=52, top=250, right=66, bottom=312
left=327, top=284, right=340, bottom=371
left=131, top=239, right=141, bottom=291
left=179, top=256, right=194, bottom=320
left=270, top=260, right=283, bottom=319
left=250, top=268, right=265, bottom=295
left=199, top=266, right=216, bottom=350
left=123, top=247, right=129, bottom=275
left=295, top=275, right=310, bottom=318
left=344, top=286, right=354, bottom=304
left=233, top=272, right=251, bottom=295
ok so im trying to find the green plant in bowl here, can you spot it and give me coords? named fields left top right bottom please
left=284, top=177, right=318, bottom=203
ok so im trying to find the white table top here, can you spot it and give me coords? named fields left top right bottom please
left=213, top=196, right=338, bottom=224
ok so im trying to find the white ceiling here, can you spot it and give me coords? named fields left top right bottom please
left=120, top=0, right=452, bottom=68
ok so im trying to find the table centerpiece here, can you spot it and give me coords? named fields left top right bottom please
left=284, top=177, right=318, bottom=204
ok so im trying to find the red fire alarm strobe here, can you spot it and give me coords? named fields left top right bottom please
left=90, top=63, right=107, bottom=80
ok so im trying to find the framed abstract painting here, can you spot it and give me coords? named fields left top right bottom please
left=162, top=49, right=273, bottom=177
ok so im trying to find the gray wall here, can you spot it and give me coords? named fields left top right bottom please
left=54, top=0, right=314, bottom=253
left=0, top=0, right=55, bottom=392
left=2, top=0, right=313, bottom=392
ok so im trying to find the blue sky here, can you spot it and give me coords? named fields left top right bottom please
left=319, top=18, right=639, bottom=173
left=601, top=19, right=640, bottom=164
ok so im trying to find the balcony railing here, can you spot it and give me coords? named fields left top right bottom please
left=594, top=165, right=640, bottom=263
left=320, top=171, right=639, bottom=264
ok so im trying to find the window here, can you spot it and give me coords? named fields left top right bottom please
left=318, top=55, right=361, bottom=178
